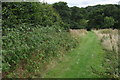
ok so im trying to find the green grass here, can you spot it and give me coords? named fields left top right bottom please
left=43, top=31, right=106, bottom=78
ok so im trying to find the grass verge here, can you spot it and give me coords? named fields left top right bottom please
left=43, top=31, right=106, bottom=78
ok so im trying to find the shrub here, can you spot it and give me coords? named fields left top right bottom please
left=2, top=24, right=77, bottom=73
left=103, top=51, right=119, bottom=78
left=2, top=2, right=78, bottom=77
left=2, top=2, right=63, bottom=34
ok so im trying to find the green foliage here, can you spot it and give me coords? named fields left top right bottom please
left=2, top=2, right=63, bottom=33
left=53, top=2, right=71, bottom=20
left=79, top=19, right=88, bottom=29
left=103, top=51, right=119, bottom=78
left=70, top=6, right=83, bottom=21
left=69, top=7, right=87, bottom=29
left=53, top=2, right=120, bottom=29
left=53, top=2, right=71, bottom=29
left=2, top=2, right=77, bottom=77
left=88, top=9, right=105, bottom=29
left=2, top=24, right=77, bottom=73
left=104, top=17, right=116, bottom=28
left=87, top=4, right=120, bottom=29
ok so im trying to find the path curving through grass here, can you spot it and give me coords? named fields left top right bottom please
left=43, top=31, right=106, bottom=78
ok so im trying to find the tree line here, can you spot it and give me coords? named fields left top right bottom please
left=52, top=2, right=120, bottom=30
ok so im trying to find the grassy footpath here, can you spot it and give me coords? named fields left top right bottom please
left=43, top=31, right=106, bottom=78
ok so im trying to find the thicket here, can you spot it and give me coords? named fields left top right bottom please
left=52, top=2, right=120, bottom=29
left=2, top=2, right=77, bottom=76
left=2, top=2, right=66, bottom=34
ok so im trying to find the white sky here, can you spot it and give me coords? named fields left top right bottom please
left=42, top=0, right=120, bottom=7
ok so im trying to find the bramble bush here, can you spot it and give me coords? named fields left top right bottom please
left=2, top=2, right=66, bottom=34
left=2, top=2, right=78, bottom=76
left=2, top=24, right=77, bottom=74
left=1, top=2, right=78, bottom=77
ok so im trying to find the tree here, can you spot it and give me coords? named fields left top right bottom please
left=2, top=2, right=63, bottom=34
left=69, top=6, right=87, bottom=29
left=79, top=19, right=88, bottom=29
left=53, top=2, right=71, bottom=29
left=104, top=17, right=116, bottom=29
left=70, top=6, right=83, bottom=21
left=88, top=9, right=105, bottom=29
left=52, top=2, right=120, bottom=29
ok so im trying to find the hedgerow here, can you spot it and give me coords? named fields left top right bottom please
left=2, top=2, right=65, bottom=34
left=2, top=25, right=77, bottom=73
left=2, top=2, right=78, bottom=77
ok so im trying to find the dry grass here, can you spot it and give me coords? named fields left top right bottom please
left=69, top=29, right=88, bottom=38
left=93, top=29, right=118, bottom=53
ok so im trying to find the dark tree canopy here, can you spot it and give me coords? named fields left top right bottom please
left=52, top=2, right=71, bottom=29
left=52, top=2, right=120, bottom=29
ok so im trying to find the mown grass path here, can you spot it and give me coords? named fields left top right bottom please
left=43, top=31, right=106, bottom=78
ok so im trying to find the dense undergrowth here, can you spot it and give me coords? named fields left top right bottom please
left=93, top=29, right=119, bottom=78
left=2, top=2, right=77, bottom=77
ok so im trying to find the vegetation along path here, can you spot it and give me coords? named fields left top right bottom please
left=43, top=31, right=106, bottom=78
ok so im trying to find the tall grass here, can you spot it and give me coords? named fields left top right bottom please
left=93, top=29, right=119, bottom=78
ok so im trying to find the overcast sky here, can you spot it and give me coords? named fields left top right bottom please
left=44, top=0, right=120, bottom=7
